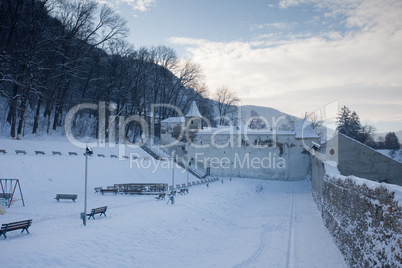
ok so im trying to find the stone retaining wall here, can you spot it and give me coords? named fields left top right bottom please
left=312, top=158, right=402, bottom=267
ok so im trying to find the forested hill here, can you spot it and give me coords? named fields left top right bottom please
left=0, top=0, right=213, bottom=140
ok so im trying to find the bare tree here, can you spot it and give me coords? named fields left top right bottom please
left=306, top=111, right=322, bottom=129
left=214, top=86, right=240, bottom=126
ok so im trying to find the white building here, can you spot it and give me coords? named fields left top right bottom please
left=160, top=101, right=319, bottom=180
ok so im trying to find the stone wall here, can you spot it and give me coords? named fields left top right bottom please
left=319, top=133, right=402, bottom=186
left=186, top=133, right=315, bottom=180
left=312, top=158, right=402, bottom=267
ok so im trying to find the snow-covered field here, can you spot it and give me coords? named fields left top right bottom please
left=0, top=137, right=346, bottom=267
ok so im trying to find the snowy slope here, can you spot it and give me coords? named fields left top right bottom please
left=0, top=137, right=346, bottom=268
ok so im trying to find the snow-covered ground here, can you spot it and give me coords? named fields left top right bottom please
left=0, top=137, right=346, bottom=267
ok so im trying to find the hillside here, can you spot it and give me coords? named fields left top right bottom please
left=0, top=137, right=346, bottom=267
left=240, top=105, right=296, bottom=130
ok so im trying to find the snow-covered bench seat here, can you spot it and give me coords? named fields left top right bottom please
left=55, top=194, right=77, bottom=202
left=100, top=188, right=117, bottom=195
left=0, top=219, right=32, bottom=239
left=94, top=187, right=102, bottom=193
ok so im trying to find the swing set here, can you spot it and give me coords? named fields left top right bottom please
left=0, top=179, right=25, bottom=208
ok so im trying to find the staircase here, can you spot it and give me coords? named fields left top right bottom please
left=140, top=145, right=162, bottom=160
left=175, top=159, right=206, bottom=179
left=141, top=144, right=207, bottom=179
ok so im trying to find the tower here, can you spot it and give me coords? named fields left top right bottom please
left=185, top=101, right=202, bottom=130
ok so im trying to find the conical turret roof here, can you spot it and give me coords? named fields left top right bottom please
left=185, top=101, right=202, bottom=117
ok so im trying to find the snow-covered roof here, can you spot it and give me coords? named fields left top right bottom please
left=294, top=118, right=319, bottom=139
left=196, top=126, right=294, bottom=136
left=185, top=101, right=202, bottom=118
left=161, top=117, right=185, bottom=123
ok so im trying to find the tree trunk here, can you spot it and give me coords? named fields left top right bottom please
left=7, top=84, right=19, bottom=138
left=32, top=98, right=42, bottom=134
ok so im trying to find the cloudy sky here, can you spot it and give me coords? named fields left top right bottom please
left=106, top=0, right=401, bottom=133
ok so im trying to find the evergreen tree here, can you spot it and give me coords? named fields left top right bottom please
left=385, top=132, right=400, bottom=149
left=336, top=106, right=361, bottom=140
left=336, top=106, right=377, bottom=147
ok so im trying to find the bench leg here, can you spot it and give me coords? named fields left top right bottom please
left=88, top=214, right=95, bottom=220
left=0, top=231, right=6, bottom=239
left=100, top=212, right=106, bottom=217
left=21, top=227, right=29, bottom=234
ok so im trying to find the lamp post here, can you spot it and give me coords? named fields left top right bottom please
left=172, top=154, right=175, bottom=190
left=82, top=146, right=93, bottom=226
left=168, top=153, right=176, bottom=204
left=187, top=161, right=191, bottom=193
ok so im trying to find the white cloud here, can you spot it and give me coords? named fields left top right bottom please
left=250, top=22, right=297, bottom=31
left=96, top=0, right=156, bottom=12
left=126, top=0, right=156, bottom=12
left=169, top=0, right=402, bottom=130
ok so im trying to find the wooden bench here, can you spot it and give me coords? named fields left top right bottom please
left=94, top=187, right=102, bottom=193
left=55, top=194, right=77, bottom=202
left=15, top=150, right=26, bottom=155
left=110, top=155, right=117, bottom=158
left=35, top=150, right=45, bottom=155
left=178, top=188, right=188, bottom=195
left=97, top=154, right=105, bottom=157
left=0, top=219, right=32, bottom=239
left=155, top=192, right=166, bottom=200
left=100, top=189, right=117, bottom=195
left=86, top=206, right=107, bottom=219
left=122, top=155, right=129, bottom=159
left=52, top=151, right=62, bottom=155
left=68, top=152, right=77, bottom=156
left=0, top=149, right=7, bottom=154
left=124, top=189, right=142, bottom=195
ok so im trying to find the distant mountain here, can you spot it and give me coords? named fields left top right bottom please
left=374, top=130, right=402, bottom=142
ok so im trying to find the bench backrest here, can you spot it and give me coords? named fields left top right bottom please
left=56, top=194, right=77, bottom=199
left=1, top=220, right=32, bottom=232
left=91, top=206, right=107, bottom=213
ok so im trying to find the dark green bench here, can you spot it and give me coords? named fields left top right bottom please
left=0, top=219, right=32, bottom=239
left=87, top=206, right=107, bottom=219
